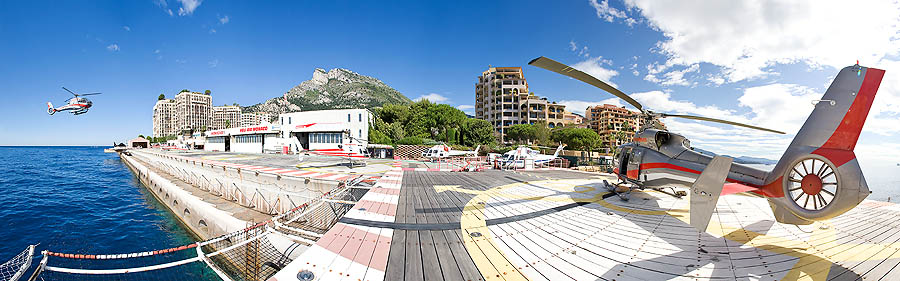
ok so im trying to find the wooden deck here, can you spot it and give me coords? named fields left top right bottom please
left=270, top=166, right=900, bottom=281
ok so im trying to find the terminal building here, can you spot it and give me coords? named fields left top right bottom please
left=204, top=124, right=282, bottom=153
left=279, top=109, right=370, bottom=152
left=201, top=109, right=372, bottom=154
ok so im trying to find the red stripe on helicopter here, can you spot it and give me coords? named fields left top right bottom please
left=629, top=162, right=768, bottom=196
left=810, top=68, right=883, bottom=167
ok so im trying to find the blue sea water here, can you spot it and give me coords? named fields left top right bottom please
left=0, top=146, right=212, bottom=279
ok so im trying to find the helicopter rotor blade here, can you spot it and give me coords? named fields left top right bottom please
left=528, top=56, right=643, bottom=111
left=660, top=113, right=786, bottom=134
left=62, top=87, right=77, bottom=96
left=79, top=93, right=102, bottom=96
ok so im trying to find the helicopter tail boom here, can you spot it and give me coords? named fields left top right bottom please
left=47, top=102, right=55, bottom=115
left=761, top=64, right=884, bottom=224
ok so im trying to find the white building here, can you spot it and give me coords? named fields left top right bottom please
left=152, top=99, right=177, bottom=138
left=212, top=105, right=242, bottom=130
left=241, top=112, right=269, bottom=127
left=204, top=124, right=281, bottom=153
left=279, top=109, right=370, bottom=152
left=175, top=91, right=212, bottom=133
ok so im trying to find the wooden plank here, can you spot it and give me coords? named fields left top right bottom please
left=384, top=172, right=410, bottom=280
left=403, top=172, right=425, bottom=281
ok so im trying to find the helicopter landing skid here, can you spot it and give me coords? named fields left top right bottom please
left=602, top=180, right=633, bottom=201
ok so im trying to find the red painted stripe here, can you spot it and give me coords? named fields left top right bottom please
left=811, top=68, right=884, bottom=166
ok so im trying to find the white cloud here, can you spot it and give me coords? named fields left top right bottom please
left=177, top=0, right=202, bottom=16
left=154, top=0, right=175, bottom=16
left=123, top=26, right=130, bottom=31
left=457, top=105, right=475, bottom=115
left=218, top=14, right=229, bottom=24
left=569, top=40, right=577, bottom=51
left=209, top=29, right=216, bottom=34
left=644, top=63, right=699, bottom=86
left=572, top=57, right=619, bottom=87
left=589, top=0, right=629, bottom=22
left=736, top=83, right=819, bottom=134
left=616, top=0, right=900, bottom=83
left=106, top=44, right=119, bottom=52
left=154, top=49, right=162, bottom=60
left=208, top=59, right=219, bottom=68
left=414, top=93, right=449, bottom=103
left=557, top=98, right=623, bottom=116
left=175, top=59, right=187, bottom=64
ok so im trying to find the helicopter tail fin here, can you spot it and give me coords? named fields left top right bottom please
left=47, top=102, right=55, bottom=115
left=761, top=64, right=884, bottom=225
left=690, top=156, right=732, bottom=232
left=552, top=144, right=565, bottom=158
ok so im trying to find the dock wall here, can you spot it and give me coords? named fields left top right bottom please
left=120, top=152, right=247, bottom=239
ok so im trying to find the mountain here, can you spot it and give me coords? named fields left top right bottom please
left=242, top=68, right=411, bottom=115
left=693, top=148, right=777, bottom=165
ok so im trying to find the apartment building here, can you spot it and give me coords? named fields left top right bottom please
left=212, top=105, right=242, bottom=130
left=174, top=91, right=213, bottom=133
left=585, top=104, right=643, bottom=150
left=152, top=99, right=177, bottom=138
left=241, top=112, right=269, bottom=127
left=474, top=66, right=581, bottom=141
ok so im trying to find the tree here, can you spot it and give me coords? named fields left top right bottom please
left=157, top=94, right=165, bottom=101
left=138, top=134, right=145, bottom=139
left=460, top=118, right=495, bottom=147
left=551, top=127, right=601, bottom=152
left=397, top=136, right=425, bottom=145
left=224, top=120, right=231, bottom=129
left=506, top=124, right=536, bottom=144
left=180, top=89, right=190, bottom=93
left=205, top=89, right=211, bottom=95
left=368, top=127, right=392, bottom=145
left=533, top=121, right=551, bottom=145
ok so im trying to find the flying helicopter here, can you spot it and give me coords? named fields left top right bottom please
left=422, top=144, right=480, bottom=159
left=529, top=56, right=885, bottom=231
left=47, top=87, right=101, bottom=115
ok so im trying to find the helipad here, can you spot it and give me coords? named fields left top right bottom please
left=271, top=167, right=900, bottom=281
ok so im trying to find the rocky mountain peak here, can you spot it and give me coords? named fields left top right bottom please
left=242, top=67, right=411, bottom=115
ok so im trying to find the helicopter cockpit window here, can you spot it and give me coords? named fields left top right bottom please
left=655, top=131, right=670, bottom=148
left=682, top=139, right=691, bottom=149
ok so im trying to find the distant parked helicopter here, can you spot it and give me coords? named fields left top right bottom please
left=422, top=144, right=480, bottom=159
left=530, top=56, right=884, bottom=231
left=47, top=87, right=101, bottom=115
left=495, top=144, right=565, bottom=169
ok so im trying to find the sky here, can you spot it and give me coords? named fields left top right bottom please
left=1, top=0, right=899, bottom=171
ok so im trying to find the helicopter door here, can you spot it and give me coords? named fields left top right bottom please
left=626, top=148, right=643, bottom=180
left=619, top=147, right=631, bottom=177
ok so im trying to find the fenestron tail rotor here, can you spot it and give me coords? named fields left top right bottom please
left=529, top=56, right=783, bottom=134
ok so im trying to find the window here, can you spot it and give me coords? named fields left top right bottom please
left=348, top=114, right=351, bottom=122
left=359, top=113, right=362, bottom=122
left=288, top=117, right=291, bottom=124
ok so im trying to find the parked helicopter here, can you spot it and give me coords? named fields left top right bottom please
left=422, top=144, right=480, bottom=159
left=495, top=144, right=565, bottom=169
left=47, top=87, right=101, bottom=115
left=529, top=56, right=884, bottom=231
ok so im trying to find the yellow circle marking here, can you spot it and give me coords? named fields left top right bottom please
left=454, top=178, right=900, bottom=281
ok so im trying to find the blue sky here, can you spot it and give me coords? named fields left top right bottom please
left=1, top=1, right=899, bottom=171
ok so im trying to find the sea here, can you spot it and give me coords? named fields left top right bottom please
left=0, top=146, right=216, bottom=280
